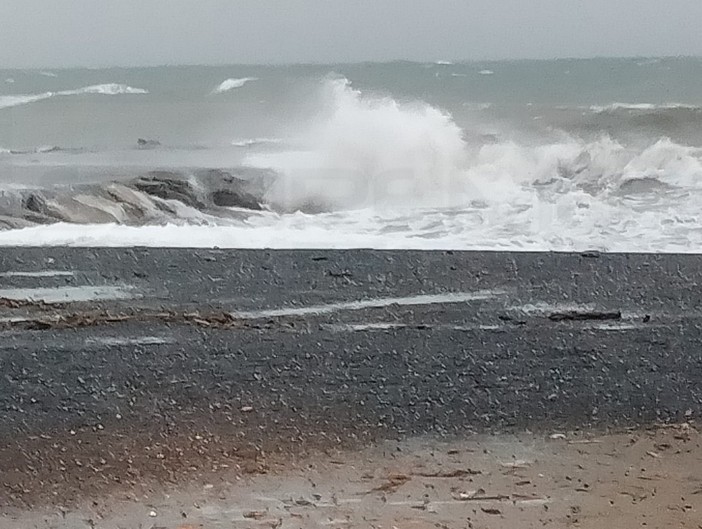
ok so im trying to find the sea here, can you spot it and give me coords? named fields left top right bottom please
left=1, top=57, right=702, bottom=251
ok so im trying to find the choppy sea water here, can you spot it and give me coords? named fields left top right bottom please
left=1, top=58, right=702, bottom=251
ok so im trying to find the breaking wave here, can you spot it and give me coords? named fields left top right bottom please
left=231, top=137, right=283, bottom=148
left=68, top=84, right=148, bottom=96
left=1, top=76, right=702, bottom=252
left=249, top=78, right=702, bottom=212
left=256, top=77, right=468, bottom=211
left=0, top=83, right=148, bottom=110
left=212, top=77, right=258, bottom=94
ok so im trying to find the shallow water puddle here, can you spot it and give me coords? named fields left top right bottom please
left=232, top=290, right=507, bottom=319
left=0, top=285, right=134, bottom=303
left=84, top=335, right=173, bottom=346
left=0, top=270, right=74, bottom=278
left=325, top=322, right=505, bottom=332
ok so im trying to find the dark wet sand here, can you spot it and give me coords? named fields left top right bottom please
left=1, top=249, right=702, bottom=508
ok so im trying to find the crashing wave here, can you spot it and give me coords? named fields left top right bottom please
left=245, top=78, right=702, bottom=213
left=2, top=76, right=702, bottom=251
left=254, top=77, right=467, bottom=211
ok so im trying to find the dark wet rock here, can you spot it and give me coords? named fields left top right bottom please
left=0, top=214, right=35, bottom=230
left=24, top=193, right=106, bottom=225
left=103, top=184, right=151, bottom=220
left=618, top=177, right=672, bottom=195
left=548, top=310, right=622, bottom=322
left=580, top=250, right=601, bottom=258
left=210, top=189, right=260, bottom=210
left=23, top=193, right=50, bottom=216
left=196, top=168, right=265, bottom=210
left=200, top=170, right=264, bottom=209
left=0, top=166, right=270, bottom=229
left=136, top=138, right=161, bottom=149
left=132, top=172, right=204, bottom=209
left=132, top=170, right=264, bottom=211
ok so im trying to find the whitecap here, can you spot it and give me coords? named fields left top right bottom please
left=63, top=83, right=148, bottom=96
left=0, top=83, right=148, bottom=110
left=211, top=77, right=258, bottom=94
left=231, top=138, right=282, bottom=147
left=591, top=102, right=700, bottom=113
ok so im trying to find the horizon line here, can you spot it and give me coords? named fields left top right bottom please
left=3, top=54, right=702, bottom=72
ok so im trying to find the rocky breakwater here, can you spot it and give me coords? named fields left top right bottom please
left=0, top=168, right=272, bottom=229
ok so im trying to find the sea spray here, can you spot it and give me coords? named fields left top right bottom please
left=256, top=77, right=468, bottom=211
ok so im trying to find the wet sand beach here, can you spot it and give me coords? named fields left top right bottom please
left=1, top=249, right=701, bottom=526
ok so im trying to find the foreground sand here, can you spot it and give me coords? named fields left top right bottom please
left=3, top=249, right=702, bottom=526
left=2, top=424, right=700, bottom=529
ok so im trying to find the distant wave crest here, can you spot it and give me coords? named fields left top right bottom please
left=67, top=83, right=148, bottom=96
left=591, top=102, right=701, bottom=113
left=0, top=83, right=148, bottom=110
left=212, top=77, right=258, bottom=94
left=231, top=138, right=283, bottom=148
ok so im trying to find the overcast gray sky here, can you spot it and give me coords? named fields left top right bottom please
left=1, top=0, right=701, bottom=68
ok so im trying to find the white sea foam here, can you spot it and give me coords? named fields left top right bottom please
left=212, top=77, right=258, bottom=94
left=85, top=336, right=173, bottom=347
left=233, top=290, right=504, bottom=319
left=66, top=84, right=148, bottom=96
left=591, top=102, right=701, bottom=113
left=2, top=78, right=702, bottom=252
left=0, top=188, right=697, bottom=252
left=0, top=92, right=54, bottom=110
left=231, top=137, right=282, bottom=147
left=0, top=83, right=148, bottom=110
left=479, top=70, right=495, bottom=75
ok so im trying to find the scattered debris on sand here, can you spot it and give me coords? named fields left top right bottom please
left=2, top=425, right=700, bottom=529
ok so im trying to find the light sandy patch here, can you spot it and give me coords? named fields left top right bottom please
left=2, top=424, right=700, bottom=528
